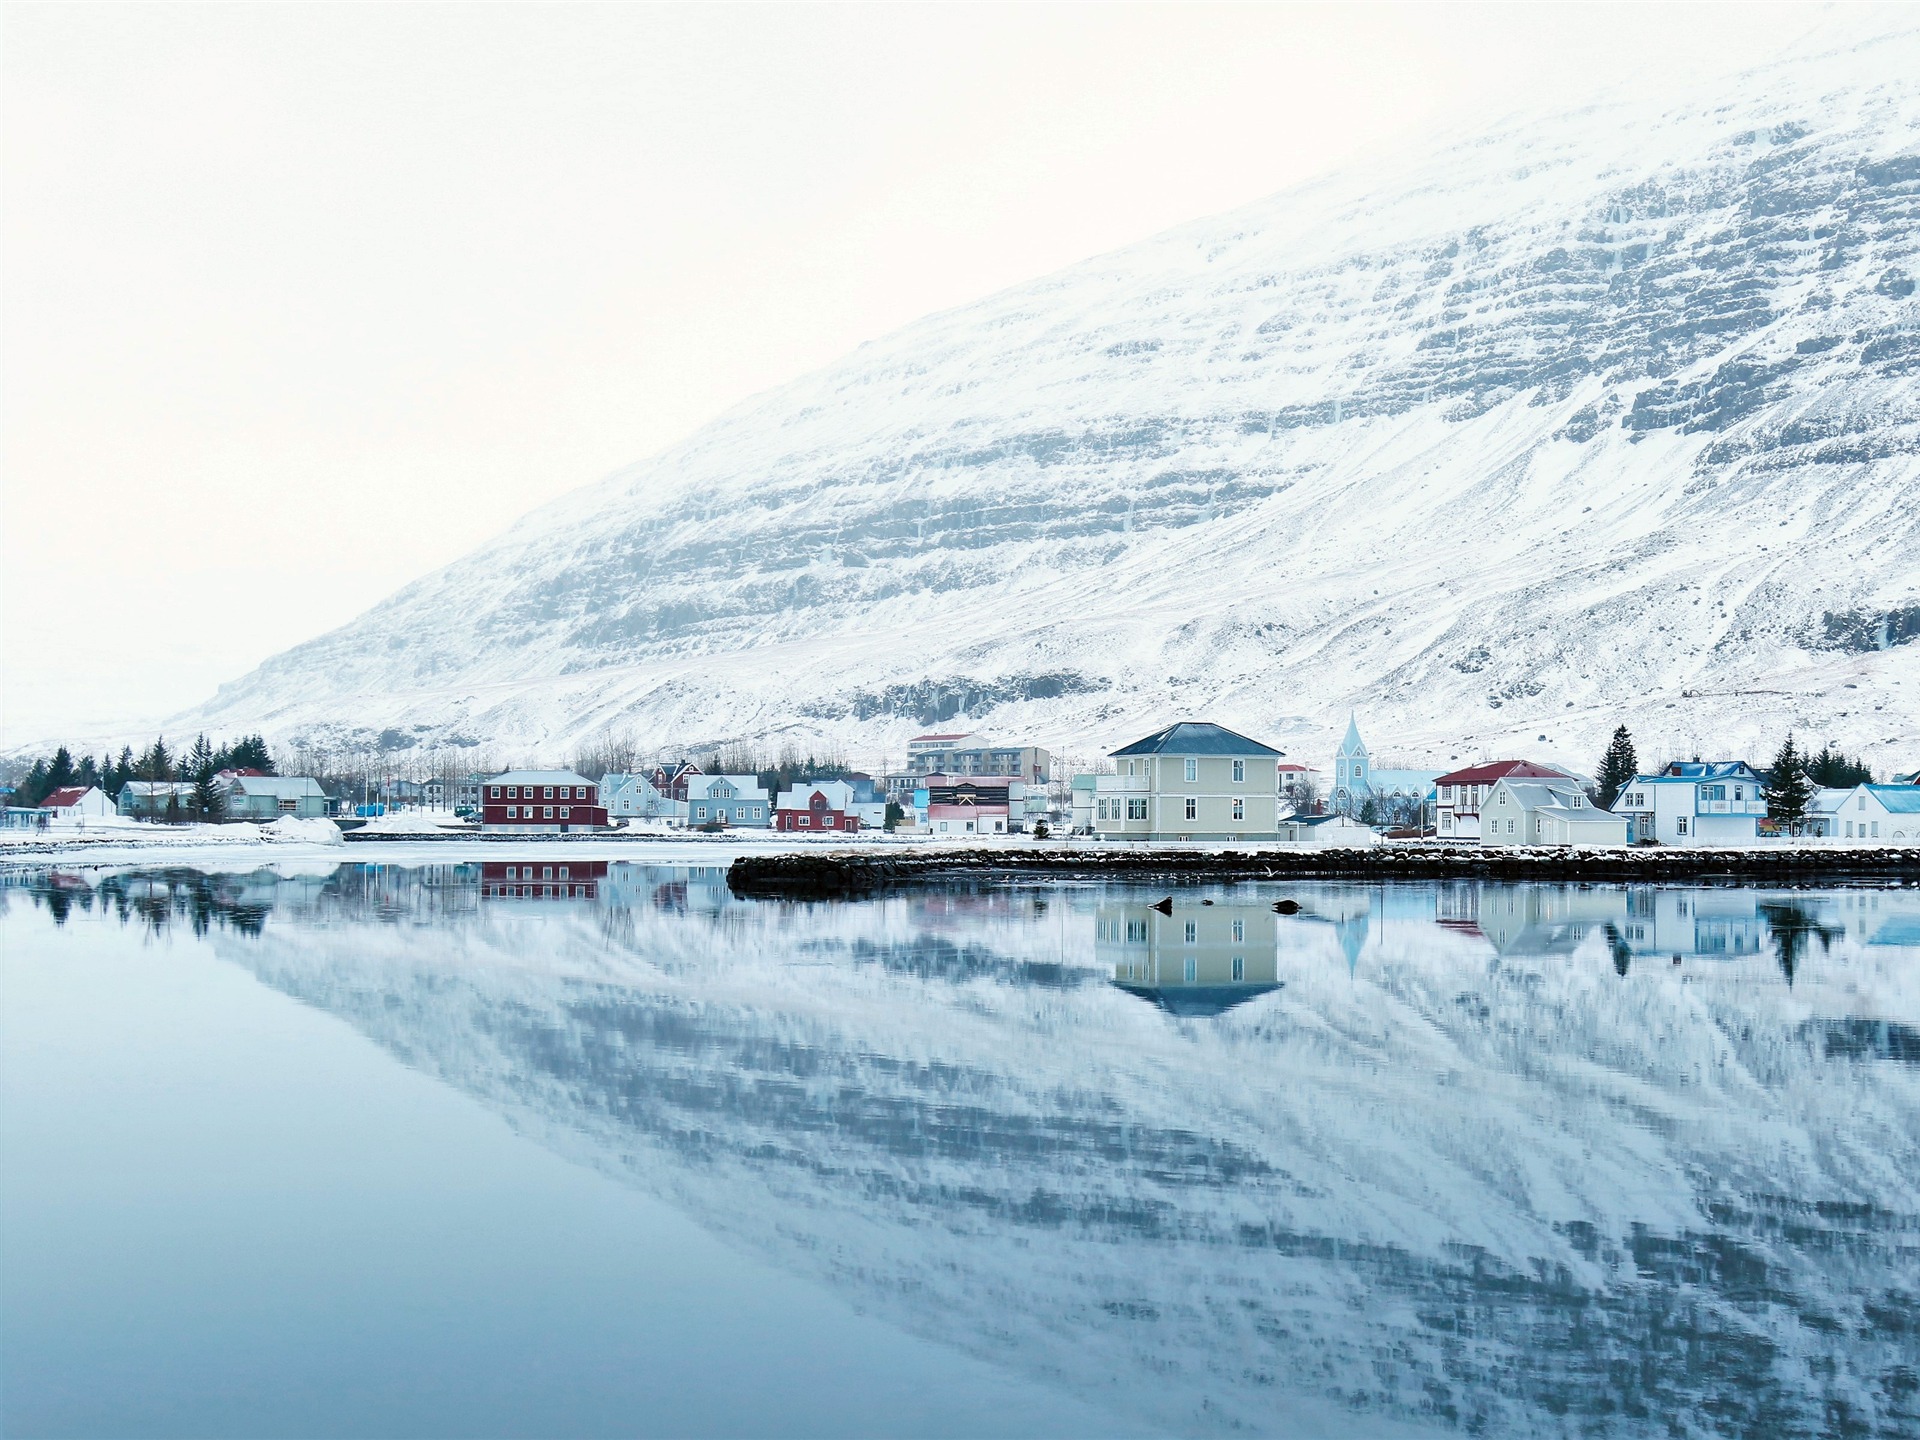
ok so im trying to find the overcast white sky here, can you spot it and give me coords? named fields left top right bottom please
left=0, top=2, right=1854, bottom=747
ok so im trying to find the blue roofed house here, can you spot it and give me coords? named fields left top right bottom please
left=1806, top=784, right=1920, bottom=843
left=1610, top=761, right=1766, bottom=845
left=684, top=774, right=770, bottom=829
left=1094, top=722, right=1284, bottom=841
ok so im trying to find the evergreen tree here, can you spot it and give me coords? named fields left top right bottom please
left=110, top=747, right=135, bottom=797
left=226, top=734, right=275, bottom=774
left=1805, top=745, right=1873, bottom=788
left=1359, top=796, right=1381, bottom=826
left=46, top=746, right=77, bottom=791
left=76, top=756, right=101, bottom=789
left=18, top=759, right=50, bottom=806
left=138, top=738, right=173, bottom=782
left=186, top=735, right=220, bottom=819
left=1595, top=725, right=1639, bottom=809
left=1763, top=733, right=1815, bottom=834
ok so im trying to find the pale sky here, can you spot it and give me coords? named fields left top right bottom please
left=0, top=2, right=1851, bottom=747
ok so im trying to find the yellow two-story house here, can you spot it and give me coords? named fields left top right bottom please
left=1092, top=721, right=1285, bottom=841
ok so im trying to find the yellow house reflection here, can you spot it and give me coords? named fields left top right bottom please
left=1096, top=900, right=1281, bottom=1015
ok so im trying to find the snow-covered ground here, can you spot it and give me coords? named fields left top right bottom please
left=128, top=21, right=1920, bottom=779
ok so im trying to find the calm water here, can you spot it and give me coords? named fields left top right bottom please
left=3, top=856, right=1917, bottom=1439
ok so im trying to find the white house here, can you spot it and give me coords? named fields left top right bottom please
left=1481, top=776, right=1628, bottom=846
left=1433, top=760, right=1580, bottom=840
left=605, top=774, right=685, bottom=823
left=40, top=785, right=115, bottom=822
left=1806, top=784, right=1920, bottom=843
left=1610, top=762, right=1766, bottom=845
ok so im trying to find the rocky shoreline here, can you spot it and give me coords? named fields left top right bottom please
left=726, top=845, right=1920, bottom=896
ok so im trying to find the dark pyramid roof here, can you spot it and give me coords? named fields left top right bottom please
left=1110, top=722, right=1283, bottom=759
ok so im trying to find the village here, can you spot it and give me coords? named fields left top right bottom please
left=5, top=716, right=1916, bottom=848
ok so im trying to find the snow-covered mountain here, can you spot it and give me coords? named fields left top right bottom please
left=193, top=865, right=1920, bottom=1437
left=186, top=24, right=1920, bottom=771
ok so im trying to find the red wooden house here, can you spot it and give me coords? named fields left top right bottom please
left=479, top=769, right=608, bottom=833
left=773, top=782, right=861, bottom=832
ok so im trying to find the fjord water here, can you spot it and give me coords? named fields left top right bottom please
left=3, top=859, right=1916, bottom=1438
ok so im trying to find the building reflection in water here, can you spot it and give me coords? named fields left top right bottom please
left=479, top=860, right=608, bottom=901
left=1096, top=901, right=1281, bottom=1015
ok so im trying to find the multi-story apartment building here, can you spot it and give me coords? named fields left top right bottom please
left=905, top=733, right=1052, bottom=786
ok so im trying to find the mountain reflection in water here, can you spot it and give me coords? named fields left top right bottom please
left=9, top=861, right=1920, bottom=1438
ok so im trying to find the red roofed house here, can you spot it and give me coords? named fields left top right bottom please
left=41, top=785, right=115, bottom=822
left=1434, top=760, right=1579, bottom=839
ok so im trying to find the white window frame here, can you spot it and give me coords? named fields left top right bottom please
left=1185, top=796, right=1198, bottom=821
left=1232, top=759, right=1245, bottom=783
left=1232, top=797, right=1245, bottom=821
left=1185, top=757, right=1198, bottom=782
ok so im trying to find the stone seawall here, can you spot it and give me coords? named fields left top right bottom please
left=726, top=846, right=1920, bottom=897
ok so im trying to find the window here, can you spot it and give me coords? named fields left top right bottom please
left=1127, top=798, right=1148, bottom=820
left=1185, top=758, right=1198, bottom=782
left=1184, top=920, right=1197, bottom=943
left=1185, top=797, right=1198, bottom=821
left=542, top=866, right=553, bottom=880
left=1232, top=919, right=1244, bottom=942
left=1507, top=819, right=1516, bottom=834
left=543, top=807, right=554, bottom=819
left=559, top=867, right=569, bottom=879
left=1859, top=794, right=1868, bottom=811
left=507, top=786, right=518, bottom=798
left=543, top=787, right=554, bottom=799
left=557, top=787, right=568, bottom=799
left=506, top=805, right=517, bottom=818
left=490, top=786, right=501, bottom=799
left=1231, top=956, right=1244, bottom=981
left=560, top=807, right=570, bottom=819
left=1871, top=822, right=1879, bottom=838
left=1127, top=920, right=1147, bottom=942
left=506, top=866, right=518, bottom=879
left=1734, top=785, right=1744, bottom=800
left=1845, top=821, right=1853, bottom=838
left=1676, top=816, right=1689, bottom=836
left=1232, top=759, right=1245, bottom=783
left=695, top=806, right=707, bottom=819
left=799, top=815, right=810, bottom=826
left=753, top=806, right=763, bottom=818
left=1184, top=957, right=1197, bottom=982
left=1233, top=798, right=1245, bottom=821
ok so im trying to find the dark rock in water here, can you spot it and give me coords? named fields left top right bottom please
left=1151, top=897, right=1174, bottom=916
left=1274, top=899, right=1302, bottom=915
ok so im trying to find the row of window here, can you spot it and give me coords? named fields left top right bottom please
left=501, top=865, right=574, bottom=879
left=490, top=785, right=591, bottom=801
left=694, top=804, right=766, bottom=819
left=1118, top=759, right=1256, bottom=782
left=502, top=806, right=575, bottom=820
left=1099, top=797, right=1247, bottom=822
left=483, top=884, right=593, bottom=898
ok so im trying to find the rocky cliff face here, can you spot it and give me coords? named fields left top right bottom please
left=187, top=25, right=1920, bottom=768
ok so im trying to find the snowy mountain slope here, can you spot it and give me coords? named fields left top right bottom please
left=185, top=25, right=1920, bottom=770
left=211, top=871, right=1920, bottom=1437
